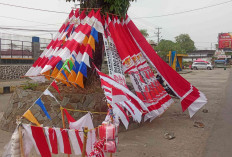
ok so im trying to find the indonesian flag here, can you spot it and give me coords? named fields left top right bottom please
left=96, top=67, right=148, bottom=122
left=55, top=128, right=72, bottom=154
left=107, top=16, right=172, bottom=121
left=125, top=15, right=207, bottom=117
left=23, top=124, right=51, bottom=157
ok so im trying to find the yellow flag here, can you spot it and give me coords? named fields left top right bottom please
left=75, top=72, right=84, bottom=88
left=23, top=110, right=40, bottom=126
left=88, top=35, right=95, bottom=51
left=82, top=36, right=89, bottom=46
left=42, top=70, right=50, bottom=80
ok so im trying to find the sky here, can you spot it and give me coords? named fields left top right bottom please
left=0, top=0, right=232, bottom=49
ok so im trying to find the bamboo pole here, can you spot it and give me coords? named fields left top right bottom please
left=82, top=127, right=88, bottom=157
left=17, top=117, right=25, bottom=157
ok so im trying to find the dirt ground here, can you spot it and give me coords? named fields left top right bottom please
left=0, top=68, right=230, bottom=157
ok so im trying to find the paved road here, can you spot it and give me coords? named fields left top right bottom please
left=203, top=69, right=232, bottom=157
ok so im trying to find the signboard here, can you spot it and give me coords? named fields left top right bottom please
left=218, top=33, right=232, bottom=50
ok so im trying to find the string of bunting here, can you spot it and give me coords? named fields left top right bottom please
left=60, top=107, right=107, bottom=115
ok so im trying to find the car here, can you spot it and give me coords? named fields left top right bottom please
left=191, top=62, right=213, bottom=70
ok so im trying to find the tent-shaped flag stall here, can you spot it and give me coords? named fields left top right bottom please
left=11, top=8, right=208, bottom=157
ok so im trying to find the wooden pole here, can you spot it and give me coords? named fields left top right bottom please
left=82, top=127, right=88, bottom=157
left=18, top=125, right=25, bottom=157
left=17, top=117, right=25, bottom=157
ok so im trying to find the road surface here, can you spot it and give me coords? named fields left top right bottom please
left=203, top=69, right=232, bottom=157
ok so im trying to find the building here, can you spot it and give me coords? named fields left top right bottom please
left=183, top=50, right=215, bottom=62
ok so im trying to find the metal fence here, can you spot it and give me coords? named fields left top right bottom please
left=0, top=33, right=51, bottom=64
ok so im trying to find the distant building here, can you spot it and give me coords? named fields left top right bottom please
left=183, top=50, right=215, bottom=62
left=148, top=40, right=157, bottom=49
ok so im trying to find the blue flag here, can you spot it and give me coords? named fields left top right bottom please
left=35, top=98, right=51, bottom=120
left=79, top=62, right=87, bottom=78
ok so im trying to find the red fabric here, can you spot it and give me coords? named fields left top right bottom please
left=63, top=108, right=76, bottom=123
left=126, top=18, right=201, bottom=112
left=115, top=103, right=130, bottom=122
left=48, top=128, right=58, bottom=154
left=181, top=86, right=200, bottom=111
left=51, top=81, right=60, bottom=94
left=60, top=128, right=72, bottom=154
left=31, top=126, right=51, bottom=157
left=75, top=130, right=84, bottom=153
left=104, top=141, right=116, bottom=153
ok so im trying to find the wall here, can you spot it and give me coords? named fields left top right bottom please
left=0, top=65, right=31, bottom=80
left=0, top=87, right=108, bottom=132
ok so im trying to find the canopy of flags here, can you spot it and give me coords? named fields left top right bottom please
left=24, top=8, right=207, bottom=129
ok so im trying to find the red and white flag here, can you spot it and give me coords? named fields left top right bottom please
left=55, top=128, right=72, bottom=154
left=125, top=16, right=207, bottom=117
left=23, top=124, right=51, bottom=157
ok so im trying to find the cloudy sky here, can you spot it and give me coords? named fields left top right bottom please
left=0, top=0, right=231, bottom=49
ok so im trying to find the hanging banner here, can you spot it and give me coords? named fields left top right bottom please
left=103, top=29, right=126, bottom=87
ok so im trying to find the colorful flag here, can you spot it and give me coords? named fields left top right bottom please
left=51, top=60, right=63, bottom=78
left=22, top=110, right=40, bottom=126
left=51, top=81, right=60, bottom=94
left=63, top=108, right=75, bottom=124
left=43, top=89, right=59, bottom=103
left=35, top=98, right=51, bottom=120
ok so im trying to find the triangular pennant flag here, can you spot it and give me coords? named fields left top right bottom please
left=63, top=108, right=76, bottom=124
left=43, top=89, right=59, bottom=103
left=51, top=81, right=60, bottom=94
left=23, top=110, right=40, bottom=126
left=75, top=72, right=84, bottom=88
left=35, top=98, right=51, bottom=120
left=79, top=62, right=87, bottom=77
left=42, top=70, right=51, bottom=80
left=90, top=27, right=98, bottom=43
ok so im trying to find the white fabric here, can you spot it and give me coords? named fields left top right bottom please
left=188, top=91, right=207, bottom=117
left=54, top=128, right=64, bottom=154
left=81, top=52, right=91, bottom=67
left=100, top=75, right=148, bottom=111
left=22, top=124, right=40, bottom=155
left=111, top=104, right=129, bottom=129
left=68, top=130, right=82, bottom=155
left=43, top=89, right=59, bottom=103
left=69, top=113, right=95, bottom=155
left=44, top=127, right=52, bottom=152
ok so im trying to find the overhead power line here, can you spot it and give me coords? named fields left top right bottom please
left=0, top=15, right=60, bottom=26
left=134, top=0, right=232, bottom=19
left=0, top=27, right=57, bottom=32
left=0, top=2, right=69, bottom=14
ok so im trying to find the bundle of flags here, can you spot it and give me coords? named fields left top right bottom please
left=25, top=9, right=104, bottom=89
left=25, top=8, right=207, bottom=129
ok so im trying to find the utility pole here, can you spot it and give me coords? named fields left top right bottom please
left=155, top=27, right=162, bottom=44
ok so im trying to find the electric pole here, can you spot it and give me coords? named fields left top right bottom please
left=155, top=27, right=162, bottom=44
